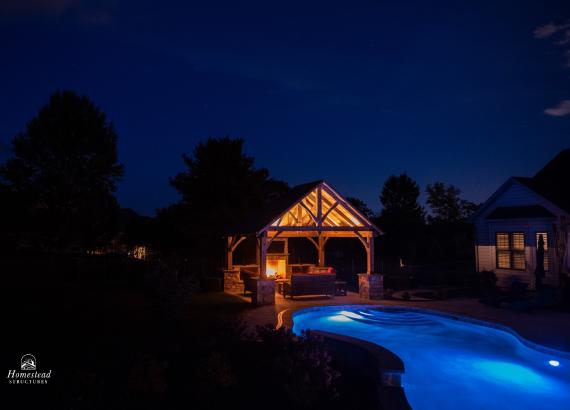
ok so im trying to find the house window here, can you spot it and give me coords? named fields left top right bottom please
left=496, top=232, right=525, bottom=270
left=535, top=232, right=549, bottom=271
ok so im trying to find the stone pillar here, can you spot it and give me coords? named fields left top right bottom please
left=252, top=278, right=275, bottom=305
left=224, top=269, right=243, bottom=293
left=358, top=273, right=383, bottom=300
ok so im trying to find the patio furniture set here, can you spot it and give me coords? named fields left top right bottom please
left=242, top=268, right=347, bottom=299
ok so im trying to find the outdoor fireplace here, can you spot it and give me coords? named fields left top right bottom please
left=266, top=255, right=287, bottom=279
left=266, top=239, right=288, bottom=279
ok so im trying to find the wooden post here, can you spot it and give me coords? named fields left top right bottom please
left=259, top=233, right=267, bottom=279
left=318, top=234, right=325, bottom=267
left=227, top=236, right=234, bottom=270
left=367, top=236, right=375, bottom=274
left=256, top=237, right=260, bottom=269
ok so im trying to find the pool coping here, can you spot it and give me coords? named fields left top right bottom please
left=282, top=304, right=570, bottom=360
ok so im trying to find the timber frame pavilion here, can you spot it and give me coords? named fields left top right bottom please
left=225, top=180, right=382, bottom=279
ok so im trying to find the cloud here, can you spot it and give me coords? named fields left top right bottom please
left=544, top=100, right=570, bottom=117
left=534, top=20, right=570, bottom=60
left=533, top=22, right=569, bottom=39
left=535, top=21, right=570, bottom=116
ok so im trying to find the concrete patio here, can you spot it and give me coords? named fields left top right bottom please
left=235, top=291, right=570, bottom=352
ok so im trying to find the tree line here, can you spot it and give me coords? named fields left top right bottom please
left=0, top=91, right=478, bottom=268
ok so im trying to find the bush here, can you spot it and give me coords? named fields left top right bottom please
left=478, top=270, right=497, bottom=291
left=254, top=325, right=340, bottom=407
left=161, top=322, right=341, bottom=410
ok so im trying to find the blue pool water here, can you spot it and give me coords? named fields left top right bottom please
left=292, top=306, right=570, bottom=410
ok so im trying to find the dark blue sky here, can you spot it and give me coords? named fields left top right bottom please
left=1, top=0, right=569, bottom=215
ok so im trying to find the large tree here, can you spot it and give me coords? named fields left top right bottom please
left=0, top=90, right=124, bottom=251
left=424, top=182, right=478, bottom=262
left=379, top=174, right=424, bottom=225
left=162, top=137, right=288, bottom=264
left=426, top=182, right=478, bottom=223
left=378, top=174, right=424, bottom=263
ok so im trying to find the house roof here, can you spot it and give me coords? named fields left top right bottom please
left=511, top=177, right=570, bottom=214
left=512, top=149, right=570, bottom=214
left=486, top=205, right=555, bottom=220
left=470, top=149, right=570, bottom=221
left=227, top=180, right=381, bottom=236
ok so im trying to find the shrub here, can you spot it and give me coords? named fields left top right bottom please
left=254, top=325, right=340, bottom=407
left=478, top=270, right=497, bottom=291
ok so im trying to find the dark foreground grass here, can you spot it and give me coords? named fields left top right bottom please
left=2, top=268, right=379, bottom=409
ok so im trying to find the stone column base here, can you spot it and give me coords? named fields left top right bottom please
left=358, top=273, right=384, bottom=300
left=224, top=269, right=243, bottom=293
left=253, top=279, right=275, bottom=305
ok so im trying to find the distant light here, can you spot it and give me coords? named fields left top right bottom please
left=549, top=360, right=560, bottom=367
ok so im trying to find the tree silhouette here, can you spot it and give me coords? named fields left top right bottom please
left=424, top=182, right=478, bottom=263
left=0, top=90, right=124, bottom=252
left=426, top=182, right=477, bottom=223
left=169, top=137, right=288, bottom=234
left=379, top=174, right=424, bottom=225
left=161, top=137, right=288, bottom=268
left=378, top=174, right=424, bottom=263
left=346, top=196, right=375, bottom=220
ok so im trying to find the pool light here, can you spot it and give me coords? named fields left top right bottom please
left=340, top=310, right=364, bottom=319
left=549, top=360, right=560, bottom=367
left=328, top=314, right=352, bottom=322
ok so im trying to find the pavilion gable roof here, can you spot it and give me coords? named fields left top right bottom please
left=227, top=180, right=381, bottom=236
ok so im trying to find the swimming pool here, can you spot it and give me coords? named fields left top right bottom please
left=292, top=306, right=570, bottom=410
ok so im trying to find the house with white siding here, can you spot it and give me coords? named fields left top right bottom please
left=470, top=149, right=570, bottom=289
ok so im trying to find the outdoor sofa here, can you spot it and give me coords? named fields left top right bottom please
left=282, top=273, right=336, bottom=298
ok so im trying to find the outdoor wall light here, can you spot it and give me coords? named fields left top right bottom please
left=548, top=360, right=560, bottom=367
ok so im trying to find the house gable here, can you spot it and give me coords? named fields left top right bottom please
left=471, top=177, right=569, bottom=224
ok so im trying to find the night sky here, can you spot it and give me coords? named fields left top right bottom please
left=1, top=0, right=569, bottom=216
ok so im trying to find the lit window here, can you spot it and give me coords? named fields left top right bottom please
left=512, top=233, right=525, bottom=250
left=496, top=233, right=510, bottom=249
left=535, top=232, right=549, bottom=271
left=496, top=232, right=525, bottom=270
